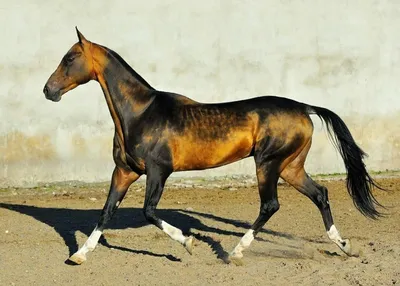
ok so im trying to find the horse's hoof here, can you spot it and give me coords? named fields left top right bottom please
left=341, top=239, right=358, bottom=257
left=228, top=254, right=244, bottom=266
left=184, top=236, right=194, bottom=255
left=68, top=252, right=86, bottom=265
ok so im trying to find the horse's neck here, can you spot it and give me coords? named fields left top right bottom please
left=97, top=61, right=153, bottom=140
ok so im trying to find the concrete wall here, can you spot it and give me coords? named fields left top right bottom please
left=1, top=0, right=399, bottom=187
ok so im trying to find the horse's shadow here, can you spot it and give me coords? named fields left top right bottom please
left=0, top=203, right=313, bottom=263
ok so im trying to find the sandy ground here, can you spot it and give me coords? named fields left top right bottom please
left=0, top=177, right=399, bottom=286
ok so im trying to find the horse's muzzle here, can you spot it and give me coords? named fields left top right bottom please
left=43, top=84, right=61, bottom=102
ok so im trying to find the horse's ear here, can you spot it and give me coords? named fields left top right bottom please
left=75, top=26, right=88, bottom=44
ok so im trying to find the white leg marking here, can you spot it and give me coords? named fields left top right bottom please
left=231, top=229, right=255, bottom=258
left=161, top=221, right=187, bottom=244
left=327, top=224, right=353, bottom=256
left=327, top=225, right=344, bottom=246
left=76, top=228, right=103, bottom=255
left=69, top=227, right=103, bottom=264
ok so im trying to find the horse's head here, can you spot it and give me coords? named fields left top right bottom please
left=43, top=27, right=96, bottom=102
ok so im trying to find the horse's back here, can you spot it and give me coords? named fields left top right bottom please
left=151, top=93, right=312, bottom=171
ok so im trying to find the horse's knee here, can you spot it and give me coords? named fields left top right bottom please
left=260, top=199, right=280, bottom=215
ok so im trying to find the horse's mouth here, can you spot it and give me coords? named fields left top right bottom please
left=44, top=83, right=79, bottom=102
left=49, top=95, right=62, bottom=102
left=45, top=91, right=62, bottom=102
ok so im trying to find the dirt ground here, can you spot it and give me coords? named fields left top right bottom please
left=0, top=177, right=399, bottom=286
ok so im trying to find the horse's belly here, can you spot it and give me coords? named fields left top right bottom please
left=169, top=132, right=254, bottom=171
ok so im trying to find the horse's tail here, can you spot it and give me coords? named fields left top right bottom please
left=306, top=105, right=384, bottom=219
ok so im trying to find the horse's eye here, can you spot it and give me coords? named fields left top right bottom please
left=66, top=57, right=75, bottom=64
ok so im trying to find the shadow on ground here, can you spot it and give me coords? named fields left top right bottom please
left=0, top=203, right=323, bottom=263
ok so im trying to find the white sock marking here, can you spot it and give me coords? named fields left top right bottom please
left=327, top=225, right=345, bottom=247
left=161, top=221, right=187, bottom=244
left=75, top=227, right=103, bottom=256
left=231, top=229, right=254, bottom=257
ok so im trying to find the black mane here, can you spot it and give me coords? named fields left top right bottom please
left=101, top=45, right=155, bottom=90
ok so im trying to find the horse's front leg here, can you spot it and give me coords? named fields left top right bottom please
left=68, top=166, right=140, bottom=265
left=143, top=164, right=194, bottom=254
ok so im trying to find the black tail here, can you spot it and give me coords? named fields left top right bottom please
left=307, top=105, right=384, bottom=219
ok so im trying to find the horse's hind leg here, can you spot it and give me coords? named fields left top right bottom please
left=68, top=167, right=139, bottom=265
left=143, top=164, right=194, bottom=254
left=229, top=159, right=280, bottom=264
left=280, top=141, right=356, bottom=256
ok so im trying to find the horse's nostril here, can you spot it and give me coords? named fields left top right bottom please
left=43, top=85, right=49, bottom=95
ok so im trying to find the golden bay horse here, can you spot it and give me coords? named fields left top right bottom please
left=43, top=28, right=383, bottom=265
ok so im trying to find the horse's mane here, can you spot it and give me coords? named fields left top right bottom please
left=99, top=44, right=155, bottom=90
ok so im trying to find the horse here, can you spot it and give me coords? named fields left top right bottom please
left=43, top=28, right=383, bottom=265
